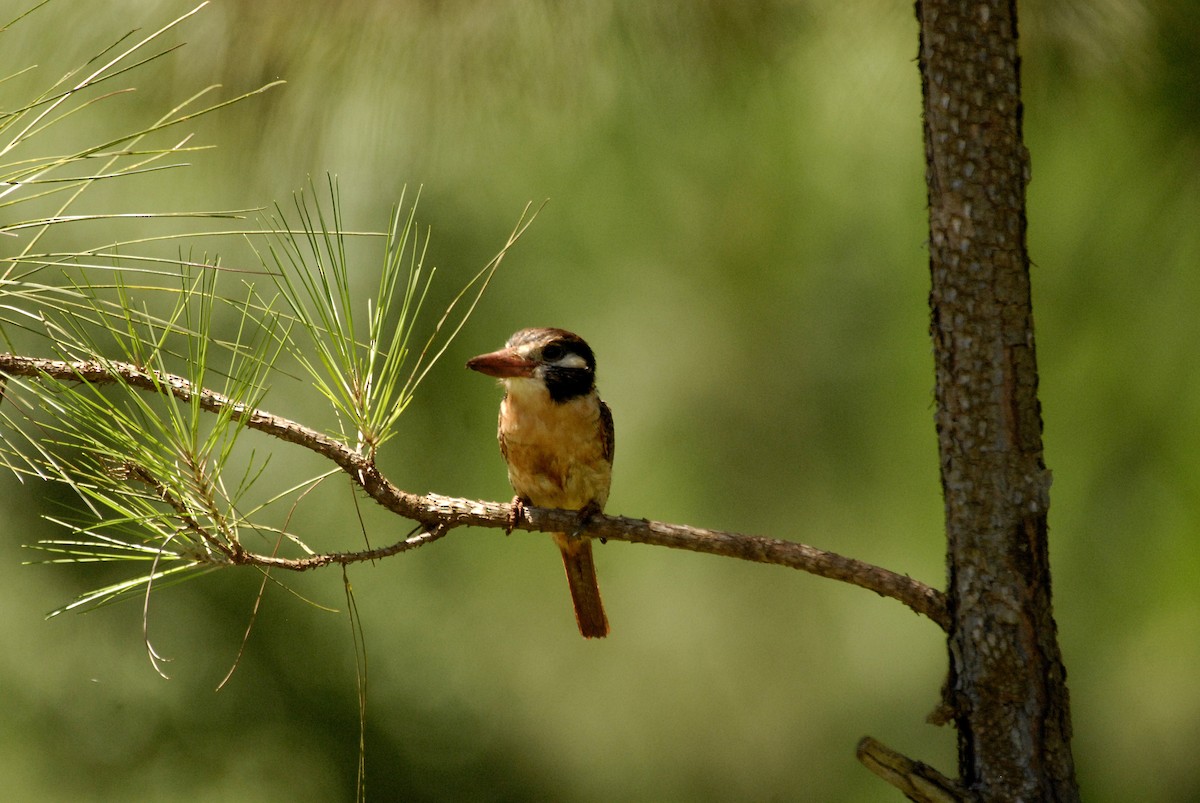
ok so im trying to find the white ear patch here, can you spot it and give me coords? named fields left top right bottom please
left=553, top=353, right=588, bottom=369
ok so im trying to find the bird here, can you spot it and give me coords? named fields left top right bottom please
left=466, top=327, right=614, bottom=638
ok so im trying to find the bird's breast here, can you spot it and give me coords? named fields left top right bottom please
left=499, top=380, right=611, bottom=511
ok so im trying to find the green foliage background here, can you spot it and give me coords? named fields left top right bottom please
left=3, top=0, right=1198, bottom=799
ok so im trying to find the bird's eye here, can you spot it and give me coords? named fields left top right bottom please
left=541, top=343, right=566, bottom=362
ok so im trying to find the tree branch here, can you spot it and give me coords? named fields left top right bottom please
left=857, top=737, right=970, bottom=803
left=1, top=352, right=949, bottom=629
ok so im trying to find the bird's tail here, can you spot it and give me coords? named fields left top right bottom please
left=553, top=533, right=609, bottom=638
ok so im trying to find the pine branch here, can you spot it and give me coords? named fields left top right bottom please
left=0, top=351, right=949, bottom=629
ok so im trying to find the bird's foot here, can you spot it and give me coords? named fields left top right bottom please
left=506, top=496, right=527, bottom=535
left=572, top=500, right=604, bottom=541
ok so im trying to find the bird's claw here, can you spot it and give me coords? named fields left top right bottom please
left=571, top=500, right=604, bottom=540
left=506, top=496, right=526, bottom=535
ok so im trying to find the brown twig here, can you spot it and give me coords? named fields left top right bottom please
left=1, top=352, right=949, bottom=630
left=857, top=736, right=970, bottom=802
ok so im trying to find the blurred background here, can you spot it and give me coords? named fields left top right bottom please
left=2, top=0, right=1198, bottom=800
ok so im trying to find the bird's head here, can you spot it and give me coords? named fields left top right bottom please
left=466, top=327, right=597, bottom=402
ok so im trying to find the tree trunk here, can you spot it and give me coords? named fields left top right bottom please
left=916, top=0, right=1080, bottom=799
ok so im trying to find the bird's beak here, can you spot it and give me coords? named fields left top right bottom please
left=466, top=347, right=536, bottom=378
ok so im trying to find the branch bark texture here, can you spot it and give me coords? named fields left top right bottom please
left=916, top=0, right=1078, bottom=799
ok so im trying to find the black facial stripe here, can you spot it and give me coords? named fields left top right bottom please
left=542, top=364, right=594, bottom=402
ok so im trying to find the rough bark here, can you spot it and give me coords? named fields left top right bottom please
left=915, top=0, right=1080, bottom=799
